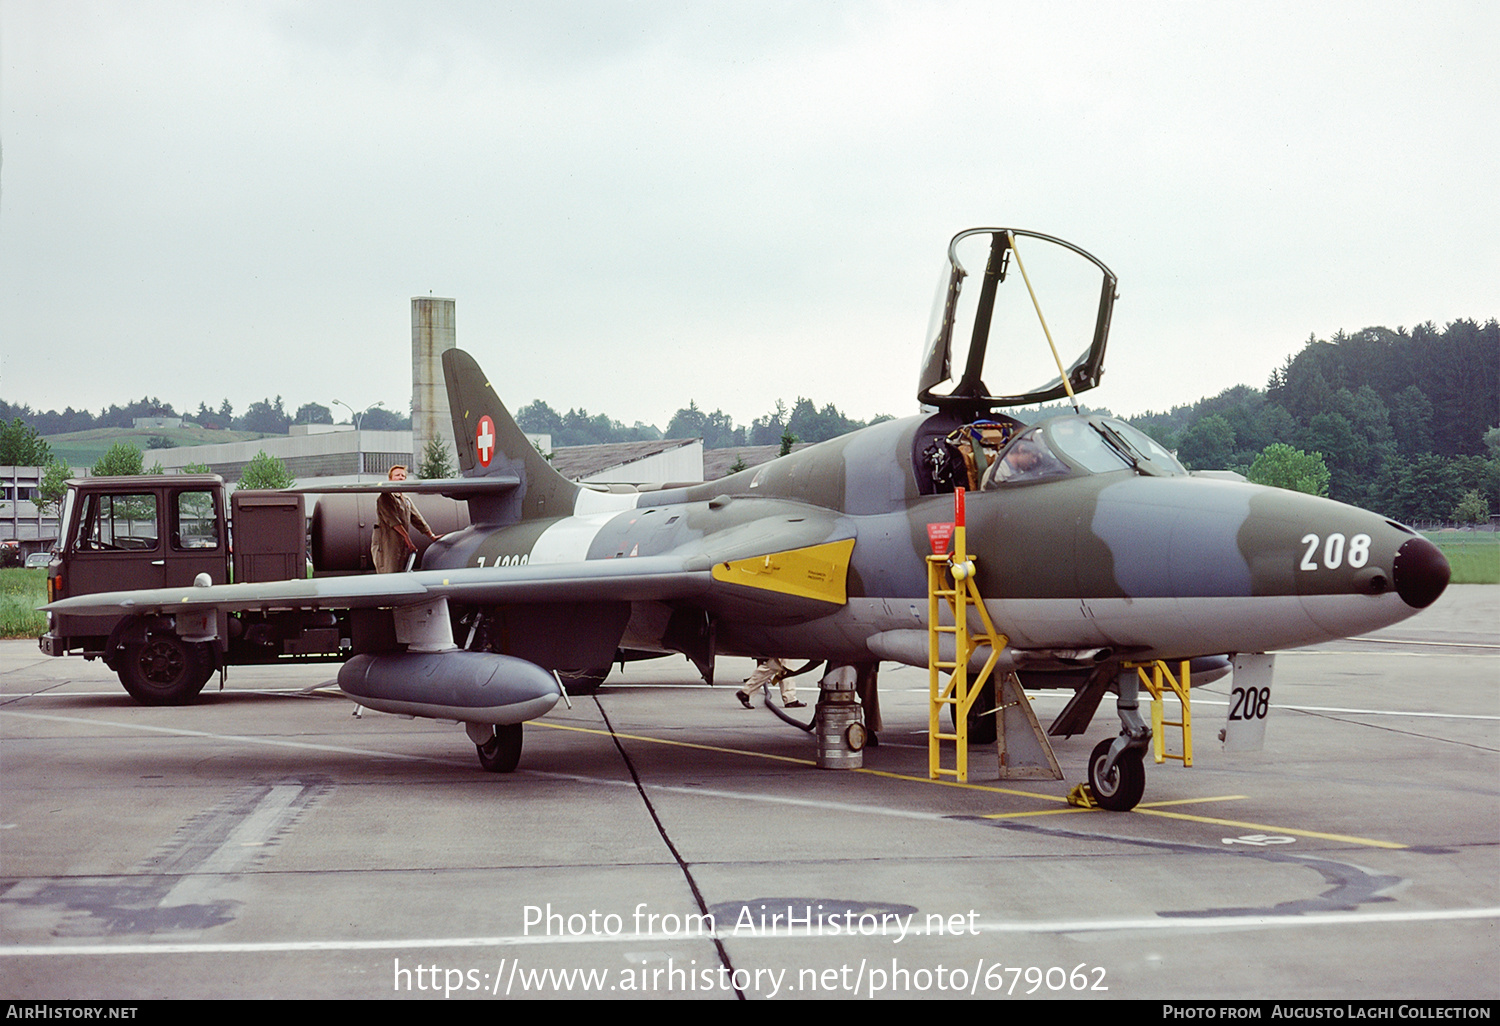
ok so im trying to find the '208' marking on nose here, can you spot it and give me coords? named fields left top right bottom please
left=1299, top=532, right=1370, bottom=571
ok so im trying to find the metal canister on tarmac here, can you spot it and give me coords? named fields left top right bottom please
left=815, top=666, right=866, bottom=770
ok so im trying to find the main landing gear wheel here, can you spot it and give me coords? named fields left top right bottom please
left=946, top=678, right=998, bottom=746
left=1087, top=738, right=1145, bottom=811
left=118, top=636, right=215, bottom=705
left=476, top=723, right=523, bottom=773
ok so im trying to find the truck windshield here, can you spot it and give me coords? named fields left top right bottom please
left=75, top=492, right=159, bottom=551
left=58, top=489, right=77, bottom=554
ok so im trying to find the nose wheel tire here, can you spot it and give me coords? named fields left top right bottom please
left=1087, top=738, right=1145, bottom=811
left=476, top=723, right=523, bottom=773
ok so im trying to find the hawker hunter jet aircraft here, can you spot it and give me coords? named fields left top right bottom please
left=44, top=228, right=1450, bottom=809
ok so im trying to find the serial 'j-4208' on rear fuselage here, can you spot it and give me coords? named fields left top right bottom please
left=42, top=228, right=1450, bottom=810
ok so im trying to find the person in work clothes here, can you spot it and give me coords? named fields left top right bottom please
left=371, top=465, right=442, bottom=572
left=736, top=657, right=804, bottom=709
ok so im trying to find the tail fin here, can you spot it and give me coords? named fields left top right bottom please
left=443, top=348, right=579, bottom=523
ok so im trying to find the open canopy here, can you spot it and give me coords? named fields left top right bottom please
left=917, top=228, right=1118, bottom=416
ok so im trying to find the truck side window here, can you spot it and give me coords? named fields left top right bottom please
left=75, top=493, right=159, bottom=551
left=173, top=490, right=220, bottom=550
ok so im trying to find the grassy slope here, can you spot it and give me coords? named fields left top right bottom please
left=43, top=425, right=273, bottom=468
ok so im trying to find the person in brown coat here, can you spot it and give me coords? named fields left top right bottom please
left=371, top=465, right=442, bottom=572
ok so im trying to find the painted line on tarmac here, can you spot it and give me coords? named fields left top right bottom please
left=535, top=721, right=1068, bottom=802
left=533, top=724, right=1411, bottom=849
left=977, top=794, right=1250, bottom=821
left=1163, top=697, right=1499, bottom=721
left=966, top=793, right=1421, bottom=852
left=1290, top=648, right=1497, bottom=657
left=0, top=709, right=465, bottom=765
left=2, top=687, right=338, bottom=700
left=1344, top=635, right=1500, bottom=650
left=3, top=907, right=1497, bottom=958
left=2, top=705, right=1419, bottom=850
left=535, top=720, right=818, bottom=767
left=1274, top=703, right=1498, bottom=720
left=1129, top=807, right=1407, bottom=848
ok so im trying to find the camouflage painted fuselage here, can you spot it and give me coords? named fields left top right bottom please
left=426, top=409, right=1449, bottom=673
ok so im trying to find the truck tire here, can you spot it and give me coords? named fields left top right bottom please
left=118, top=635, right=215, bottom=705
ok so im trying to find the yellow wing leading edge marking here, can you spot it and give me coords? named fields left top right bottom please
left=711, top=538, right=856, bottom=604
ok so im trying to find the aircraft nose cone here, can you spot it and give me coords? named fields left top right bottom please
left=1393, top=536, right=1450, bottom=609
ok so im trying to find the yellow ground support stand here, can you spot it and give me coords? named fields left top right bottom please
left=927, top=511, right=1008, bottom=784
left=1124, top=660, right=1193, bottom=767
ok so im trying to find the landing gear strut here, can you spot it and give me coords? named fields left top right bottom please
left=1088, top=668, right=1151, bottom=811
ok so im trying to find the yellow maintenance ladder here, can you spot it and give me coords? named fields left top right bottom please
left=1123, top=659, right=1195, bottom=766
left=926, top=502, right=1007, bottom=784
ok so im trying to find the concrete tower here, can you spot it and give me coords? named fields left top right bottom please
left=411, top=297, right=456, bottom=475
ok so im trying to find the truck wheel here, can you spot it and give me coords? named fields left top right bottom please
left=118, top=636, right=215, bottom=705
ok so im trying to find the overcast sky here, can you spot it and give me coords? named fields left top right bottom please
left=2, top=1, right=1495, bottom=433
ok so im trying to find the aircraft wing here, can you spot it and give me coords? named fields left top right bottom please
left=41, top=555, right=715, bottom=617
left=291, top=476, right=520, bottom=499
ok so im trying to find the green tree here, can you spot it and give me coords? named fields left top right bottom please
left=787, top=397, right=861, bottom=444
left=359, top=406, right=409, bottom=431
left=1247, top=444, right=1331, bottom=497
left=240, top=396, right=290, bottom=434
left=93, top=443, right=145, bottom=477
left=293, top=402, right=333, bottom=425
left=1375, top=454, right=1462, bottom=522
left=778, top=426, right=797, bottom=457
left=1392, top=386, right=1436, bottom=456
left=666, top=401, right=707, bottom=441
left=1452, top=489, right=1490, bottom=525
left=237, top=450, right=295, bottom=489
left=1175, top=414, right=1236, bottom=471
left=750, top=400, right=788, bottom=447
left=36, top=458, right=71, bottom=518
left=516, top=400, right=563, bottom=436
left=416, top=437, right=456, bottom=479
left=665, top=402, right=743, bottom=449
left=0, top=418, right=51, bottom=465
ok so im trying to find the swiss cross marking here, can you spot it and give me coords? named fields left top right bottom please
left=476, top=415, right=496, bottom=467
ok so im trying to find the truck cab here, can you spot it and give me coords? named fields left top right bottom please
left=40, top=475, right=344, bottom=704
left=43, top=475, right=230, bottom=651
left=40, top=474, right=468, bottom=705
